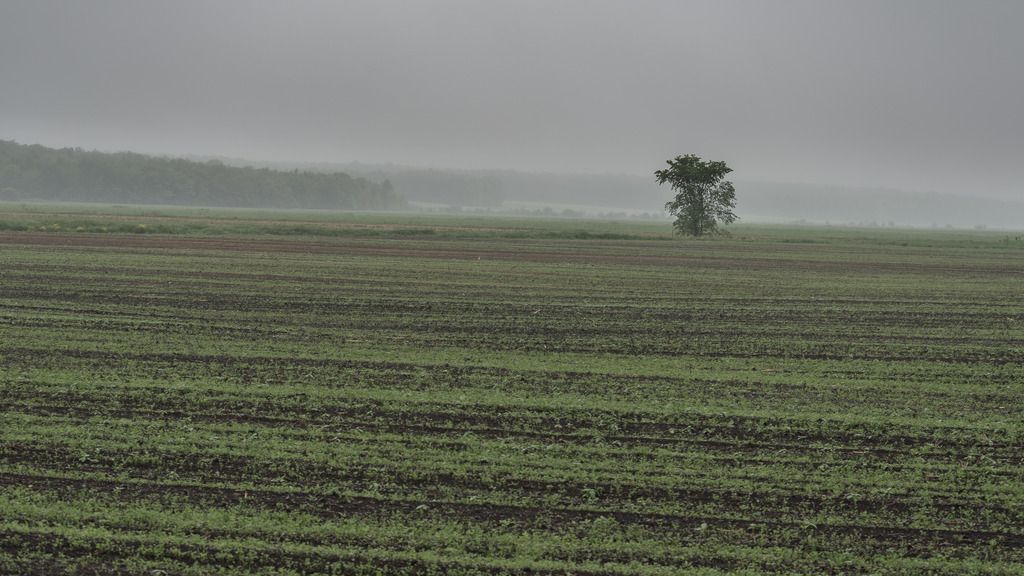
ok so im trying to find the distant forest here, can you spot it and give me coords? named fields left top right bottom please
left=232, top=159, right=506, bottom=208
left=254, top=159, right=1024, bottom=229
left=235, top=159, right=649, bottom=209
left=4, top=140, right=1019, bottom=227
left=0, top=140, right=405, bottom=210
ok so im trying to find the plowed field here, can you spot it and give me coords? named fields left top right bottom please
left=1, top=211, right=1022, bottom=575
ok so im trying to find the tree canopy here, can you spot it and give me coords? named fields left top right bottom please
left=0, top=140, right=405, bottom=210
left=655, top=154, right=737, bottom=236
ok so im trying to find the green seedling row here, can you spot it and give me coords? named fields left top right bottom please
left=0, top=206, right=1022, bottom=573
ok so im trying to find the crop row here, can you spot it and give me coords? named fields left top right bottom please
left=1, top=229, right=1022, bottom=573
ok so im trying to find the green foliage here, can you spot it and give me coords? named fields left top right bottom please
left=0, top=140, right=405, bottom=210
left=655, top=154, right=738, bottom=236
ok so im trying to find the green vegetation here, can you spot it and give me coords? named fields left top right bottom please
left=656, top=155, right=738, bottom=236
left=0, top=205, right=1022, bottom=574
left=0, top=140, right=405, bottom=210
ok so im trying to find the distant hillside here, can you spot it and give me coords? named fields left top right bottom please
left=221, top=157, right=1024, bottom=228
left=215, top=158, right=505, bottom=208
left=218, top=158, right=656, bottom=209
left=0, top=141, right=405, bottom=210
left=171, top=153, right=1023, bottom=228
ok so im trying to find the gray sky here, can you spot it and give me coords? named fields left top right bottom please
left=1, top=0, right=1022, bottom=199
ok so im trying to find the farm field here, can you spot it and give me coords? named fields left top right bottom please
left=0, top=205, right=1022, bottom=574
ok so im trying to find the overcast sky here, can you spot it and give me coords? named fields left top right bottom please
left=1, top=0, right=1022, bottom=199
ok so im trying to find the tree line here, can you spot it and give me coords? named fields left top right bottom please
left=0, top=140, right=405, bottom=210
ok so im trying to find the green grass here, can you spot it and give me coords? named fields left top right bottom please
left=2, top=200, right=1022, bottom=244
left=0, top=203, right=1022, bottom=574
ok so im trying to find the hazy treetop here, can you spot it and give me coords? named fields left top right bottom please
left=1, top=0, right=1021, bottom=199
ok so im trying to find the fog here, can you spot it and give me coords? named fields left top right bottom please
left=1, top=1, right=1022, bottom=214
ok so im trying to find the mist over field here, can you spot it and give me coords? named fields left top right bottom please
left=1, top=0, right=1022, bottom=227
left=3, top=3, right=1024, bottom=573
left=234, top=157, right=1024, bottom=228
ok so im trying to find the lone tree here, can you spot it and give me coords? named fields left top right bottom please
left=655, top=155, right=738, bottom=236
